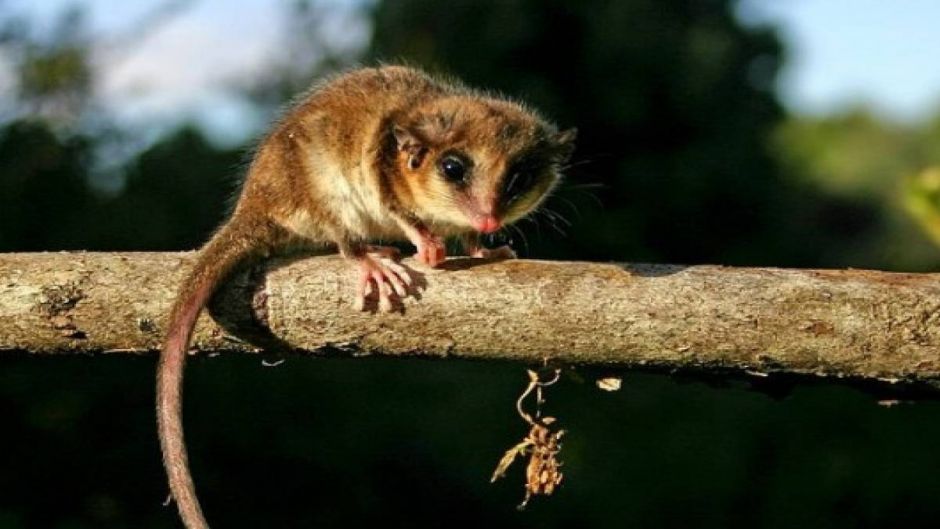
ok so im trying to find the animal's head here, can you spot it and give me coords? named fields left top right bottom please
left=389, top=95, right=576, bottom=234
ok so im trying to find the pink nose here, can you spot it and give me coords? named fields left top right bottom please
left=475, top=215, right=501, bottom=234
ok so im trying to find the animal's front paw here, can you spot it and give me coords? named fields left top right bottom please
left=354, top=254, right=413, bottom=313
left=414, top=235, right=446, bottom=268
left=470, top=245, right=516, bottom=260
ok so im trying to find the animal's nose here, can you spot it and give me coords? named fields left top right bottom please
left=474, top=215, right=501, bottom=234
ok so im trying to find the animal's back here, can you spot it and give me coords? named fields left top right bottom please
left=237, top=67, right=454, bottom=225
left=289, top=65, right=455, bottom=144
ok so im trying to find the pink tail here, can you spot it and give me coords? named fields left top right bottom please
left=157, top=217, right=278, bottom=529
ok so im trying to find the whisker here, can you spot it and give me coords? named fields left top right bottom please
left=539, top=212, right=568, bottom=237
left=505, top=171, right=521, bottom=196
left=540, top=207, right=572, bottom=227
left=508, top=222, right=530, bottom=256
left=562, top=182, right=606, bottom=190
left=565, top=187, right=604, bottom=208
left=558, top=158, right=596, bottom=171
left=551, top=196, right=585, bottom=221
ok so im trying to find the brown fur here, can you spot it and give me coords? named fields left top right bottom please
left=157, top=65, right=575, bottom=529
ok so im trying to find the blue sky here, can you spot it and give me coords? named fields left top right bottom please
left=740, top=0, right=940, bottom=119
left=6, top=0, right=940, bottom=140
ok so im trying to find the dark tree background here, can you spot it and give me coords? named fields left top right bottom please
left=2, top=1, right=940, bottom=528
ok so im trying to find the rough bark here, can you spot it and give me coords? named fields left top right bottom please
left=1, top=252, right=939, bottom=387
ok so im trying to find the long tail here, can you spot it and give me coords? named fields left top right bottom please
left=157, top=216, right=279, bottom=529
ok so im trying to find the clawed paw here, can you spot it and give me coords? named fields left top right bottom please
left=470, top=245, right=516, bottom=260
left=415, top=236, right=446, bottom=268
left=354, top=254, right=414, bottom=313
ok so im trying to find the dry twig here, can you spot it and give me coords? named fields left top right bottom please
left=491, top=369, right=566, bottom=509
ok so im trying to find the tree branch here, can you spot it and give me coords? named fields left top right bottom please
left=1, top=252, right=938, bottom=387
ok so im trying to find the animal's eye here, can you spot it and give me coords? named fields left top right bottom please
left=440, top=156, right=467, bottom=183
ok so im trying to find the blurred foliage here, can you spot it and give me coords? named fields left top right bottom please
left=97, top=127, right=242, bottom=250
left=905, top=167, right=940, bottom=246
left=2, top=6, right=94, bottom=125
left=0, top=121, right=239, bottom=251
left=2, top=0, right=940, bottom=528
left=774, top=108, right=940, bottom=270
left=0, top=120, right=94, bottom=250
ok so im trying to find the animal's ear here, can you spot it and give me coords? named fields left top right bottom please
left=393, top=124, right=424, bottom=153
left=551, top=127, right=577, bottom=161
left=414, top=111, right=455, bottom=145
left=394, top=112, right=454, bottom=153
left=393, top=124, right=431, bottom=170
left=554, top=127, right=577, bottom=145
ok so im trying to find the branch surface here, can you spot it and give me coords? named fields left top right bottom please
left=1, top=252, right=938, bottom=386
